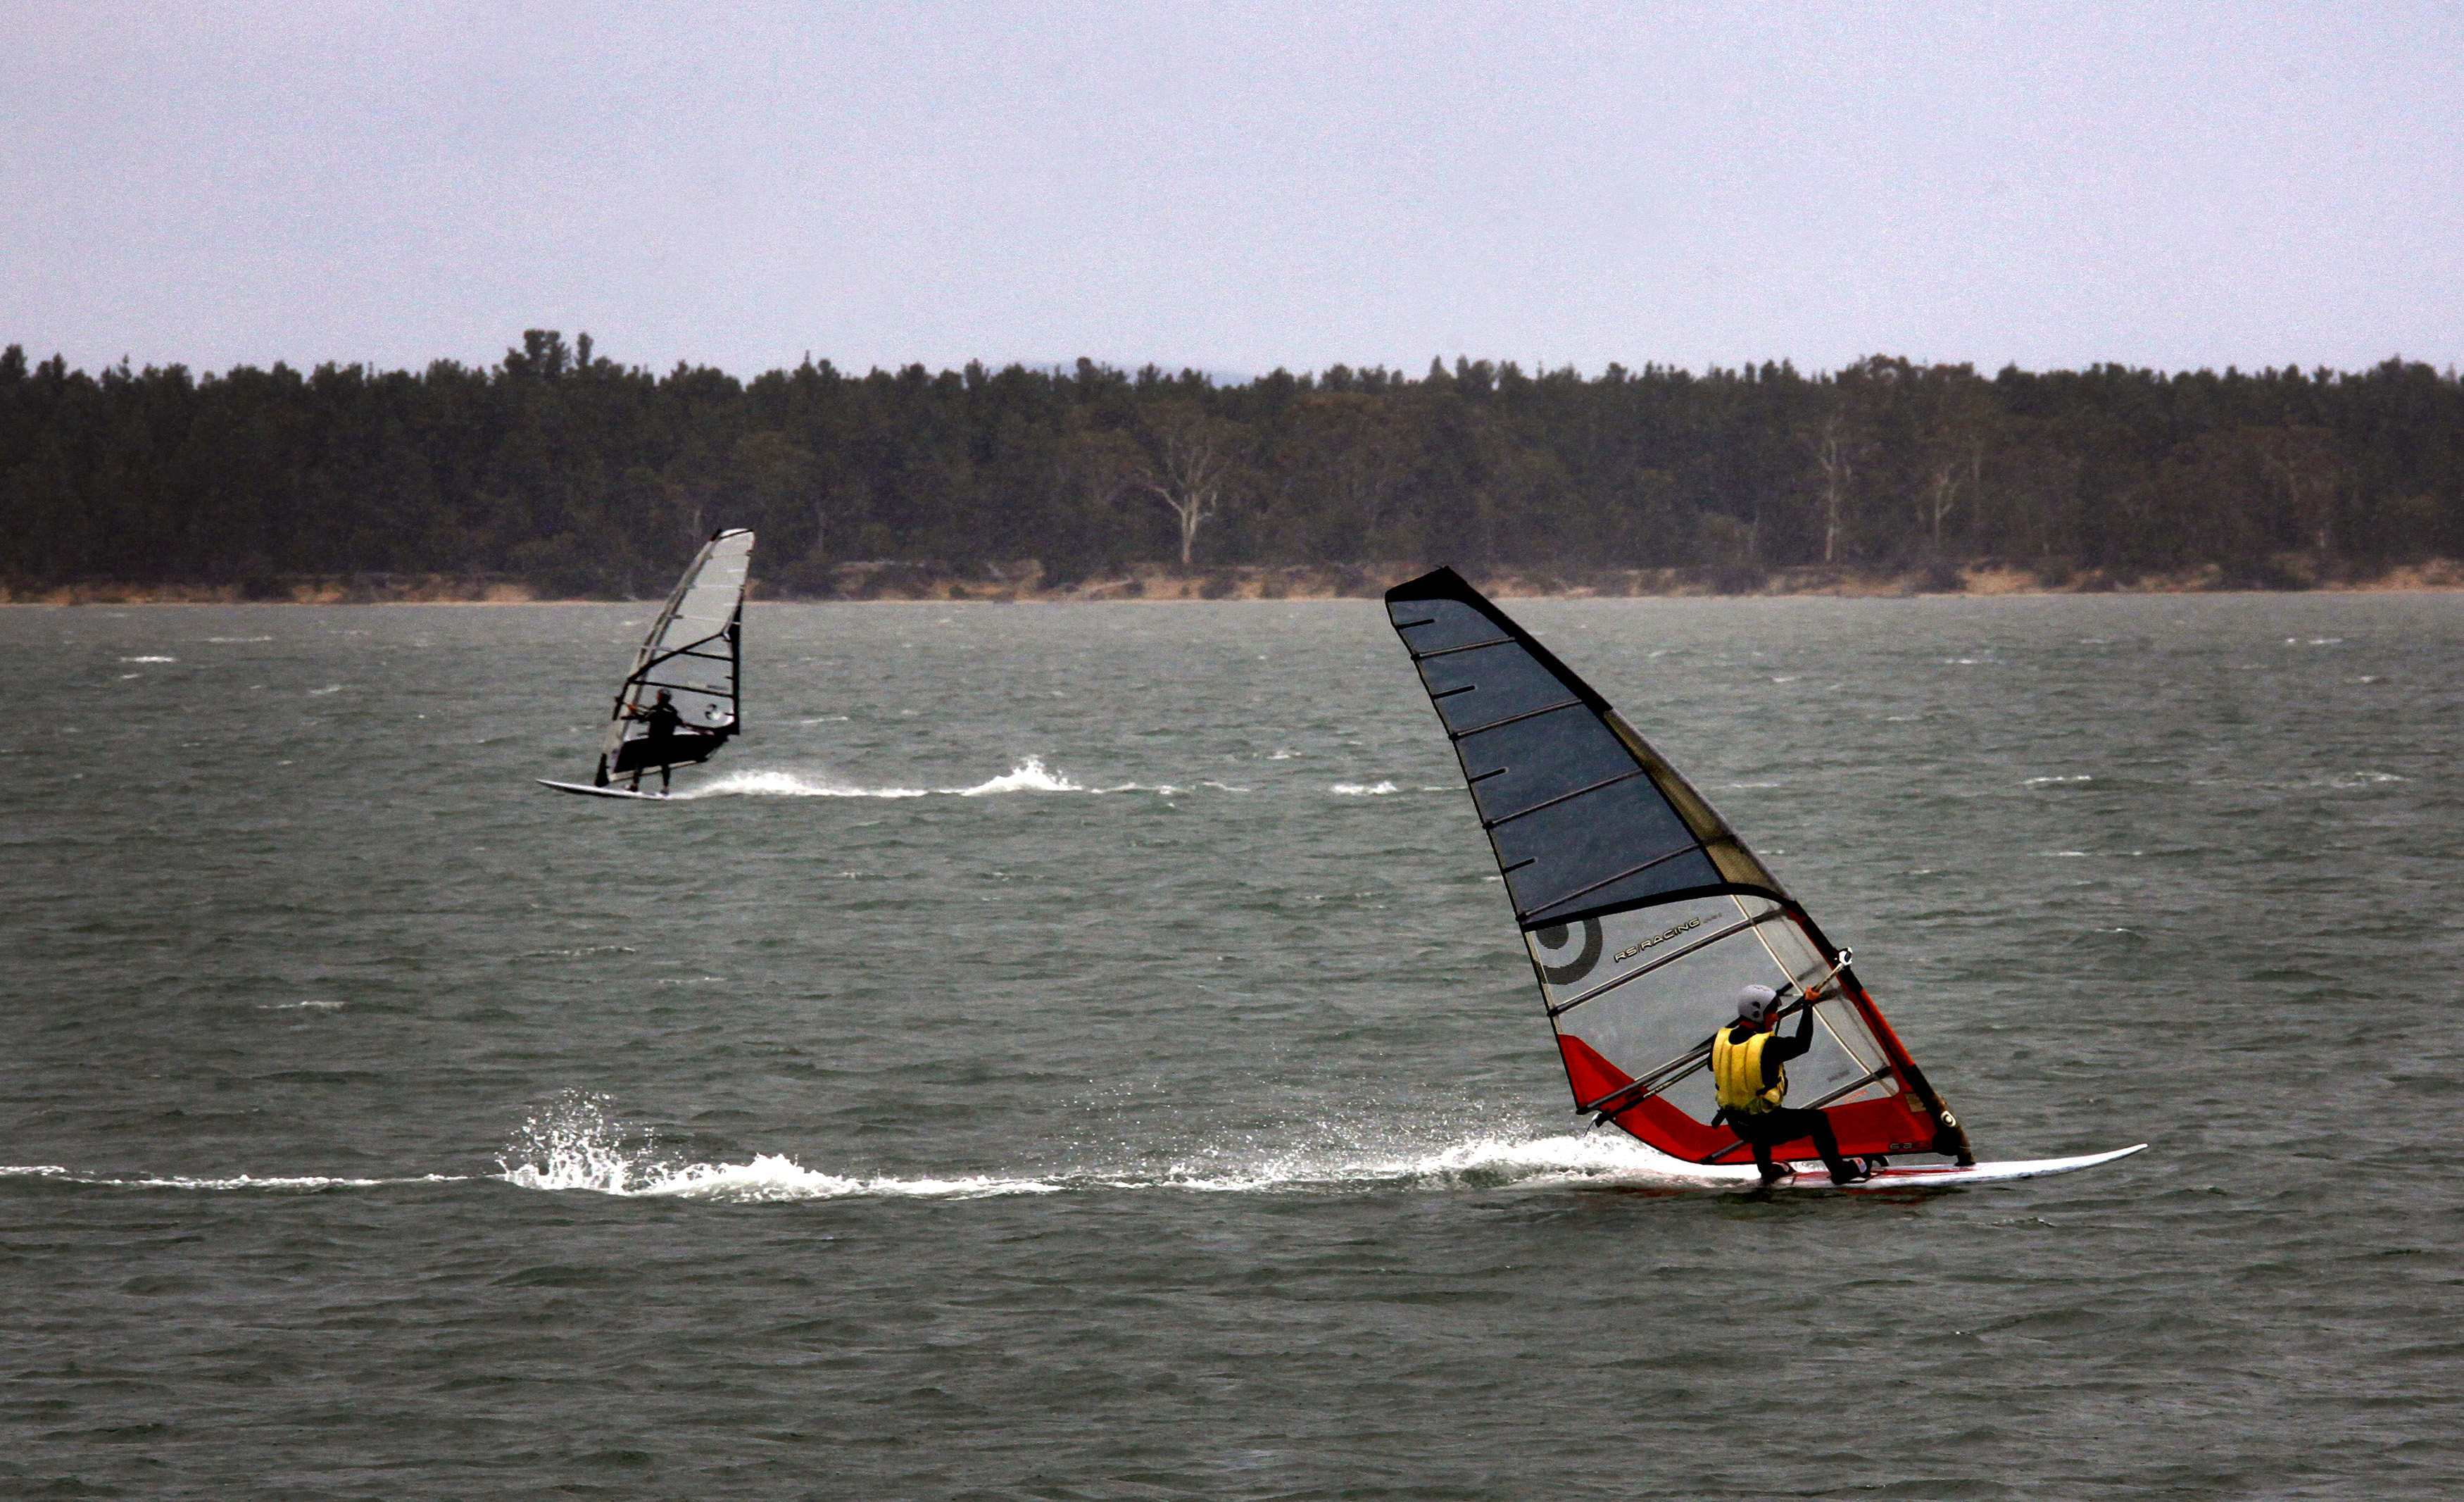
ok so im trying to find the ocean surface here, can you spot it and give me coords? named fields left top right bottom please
left=6, top=592, right=2461, bottom=1499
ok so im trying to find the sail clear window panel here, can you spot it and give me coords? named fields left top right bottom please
left=1528, top=894, right=1778, bottom=1003
left=1656, top=1065, right=1719, bottom=1127
left=1534, top=895, right=1893, bottom=1101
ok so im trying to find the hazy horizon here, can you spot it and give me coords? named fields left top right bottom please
left=6, top=2, right=2460, bottom=380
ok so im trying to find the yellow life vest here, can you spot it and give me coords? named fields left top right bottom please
left=1711, top=1024, right=1787, bottom=1115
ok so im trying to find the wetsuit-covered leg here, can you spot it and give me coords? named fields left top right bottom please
left=1764, top=1106, right=1861, bottom=1183
left=1728, top=1113, right=1790, bottom=1184
left=1748, top=1133, right=1780, bottom=1184
left=1738, top=1108, right=1863, bottom=1184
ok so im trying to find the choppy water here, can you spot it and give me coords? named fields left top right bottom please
left=7, top=593, right=2462, bottom=1498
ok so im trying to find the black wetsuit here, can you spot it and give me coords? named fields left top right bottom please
left=640, top=700, right=682, bottom=753
left=1720, top=1006, right=1861, bottom=1183
left=631, top=699, right=684, bottom=789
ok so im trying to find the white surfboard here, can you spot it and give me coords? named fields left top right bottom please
left=1682, top=1143, right=2146, bottom=1191
left=535, top=779, right=670, bottom=801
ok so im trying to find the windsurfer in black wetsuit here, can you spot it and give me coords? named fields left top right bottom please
left=1711, top=984, right=1871, bottom=1187
left=622, top=689, right=684, bottom=792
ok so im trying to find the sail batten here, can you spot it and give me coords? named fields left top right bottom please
left=1384, top=566, right=1973, bottom=1166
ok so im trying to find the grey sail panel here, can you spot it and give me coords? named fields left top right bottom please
left=1385, top=568, right=1778, bottom=927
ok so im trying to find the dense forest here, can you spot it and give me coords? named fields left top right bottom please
left=2, top=331, right=2459, bottom=597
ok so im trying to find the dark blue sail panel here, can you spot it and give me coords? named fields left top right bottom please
left=1385, top=568, right=1770, bottom=927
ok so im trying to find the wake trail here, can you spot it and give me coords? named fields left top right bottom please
left=679, top=757, right=1183, bottom=800
left=3, top=1105, right=1713, bottom=1205
left=0, top=1165, right=468, bottom=1193
left=487, top=1092, right=1704, bottom=1204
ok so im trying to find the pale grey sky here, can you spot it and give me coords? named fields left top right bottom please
left=5, top=1, right=2458, bottom=379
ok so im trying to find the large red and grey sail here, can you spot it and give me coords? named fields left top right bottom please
left=598, top=528, right=754, bottom=783
left=1384, top=568, right=1971, bottom=1166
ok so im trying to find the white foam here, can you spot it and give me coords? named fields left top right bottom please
left=956, top=757, right=1086, bottom=795
left=683, top=770, right=929, bottom=799
left=495, top=1096, right=1064, bottom=1203
left=123, top=1173, right=458, bottom=1191
left=630, top=1156, right=1061, bottom=1204
left=1330, top=780, right=1400, bottom=796
left=204, top=635, right=273, bottom=643
left=2025, top=775, right=2094, bottom=785
left=1135, top=1129, right=1692, bottom=1194
left=0, top=1165, right=463, bottom=1191
left=493, top=1094, right=1699, bottom=1206
left=681, top=758, right=1111, bottom=800
left=258, top=1000, right=343, bottom=1010
left=120, top=655, right=176, bottom=663
left=504, top=1132, right=1686, bottom=1203
left=307, top=684, right=344, bottom=696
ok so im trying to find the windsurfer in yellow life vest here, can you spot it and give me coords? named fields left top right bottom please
left=1711, top=984, right=1873, bottom=1187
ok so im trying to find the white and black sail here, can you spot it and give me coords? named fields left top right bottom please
left=1384, top=567, right=1972, bottom=1167
left=593, top=528, right=754, bottom=787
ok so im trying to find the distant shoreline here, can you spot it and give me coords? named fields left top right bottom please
left=8, top=558, right=2461, bottom=606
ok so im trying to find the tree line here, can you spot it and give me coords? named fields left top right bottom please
left=3, top=331, right=2459, bottom=595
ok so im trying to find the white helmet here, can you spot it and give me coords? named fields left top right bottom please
left=1736, top=983, right=1779, bottom=1021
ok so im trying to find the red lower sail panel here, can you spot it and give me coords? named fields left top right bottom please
left=1558, top=1034, right=1940, bottom=1163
